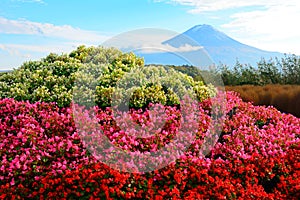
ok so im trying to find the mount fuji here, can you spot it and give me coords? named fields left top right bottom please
left=136, top=24, right=285, bottom=68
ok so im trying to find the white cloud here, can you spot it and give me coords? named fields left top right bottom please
left=102, top=28, right=178, bottom=49
left=157, top=0, right=283, bottom=13
left=12, top=0, right=45, bottom=3
left=222, top=3, right=299, bottom=38
left=101, top=28, right=202, bottom=53
left=0, top=17, right=110, bottom=70
left=0, top=43, right=80, bottom=69
left=138, top=43, right=203, bottom=53
left=156, top=0, right=300, bottom=54
left=0, top=44, right=21, bottom=57
left=220, top=2, right=300, bottom=54
left=0, top=43, right=74, bottom=55
left=0, top=17, right=109, bottom=43
left=0, top=43, right=78, bottom=68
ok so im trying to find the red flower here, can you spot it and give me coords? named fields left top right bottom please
left=39, top=187, right=45, bottom=194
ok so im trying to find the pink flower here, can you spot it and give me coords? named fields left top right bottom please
left=45, top=122, right=50, bottom=128
left=15, top=161, right=21, bottom=169
left=10, top=178, right=15, bottom=186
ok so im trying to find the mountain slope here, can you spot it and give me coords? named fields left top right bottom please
left=137, top=24, right=285, bottom=67
left=162, top=24, right=284, bottom=67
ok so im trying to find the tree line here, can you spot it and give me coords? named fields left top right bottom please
left=167, top=54, right=300, bottom=86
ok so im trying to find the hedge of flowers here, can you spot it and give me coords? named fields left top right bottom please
left=1, top=91, right=299, bottom=199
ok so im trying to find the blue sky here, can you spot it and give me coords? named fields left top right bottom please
left=1, top=0, right=300, bottom=69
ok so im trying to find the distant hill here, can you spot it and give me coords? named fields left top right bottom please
left=137, top=24, right=285, bottom=68
left=0, top=69, right=12, bottom=73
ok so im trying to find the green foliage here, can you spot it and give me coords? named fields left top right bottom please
left=278, top=54, right=300, bottom=84
left=0, top=60, right=82, bottom=107
left=257, top=58, right=282, bottom=84
left=0, top=46, right=135, bottom=108
left=166, top=65, right=205, bottom=82
left=0, top=45, right=215, bottom=108
left=95, top=65, right=216, bottom=109
left=215, top=54, right=300, bottom=86
left=69, top=45, right=122, bottom=65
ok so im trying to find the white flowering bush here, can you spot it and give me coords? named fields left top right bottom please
left=98, top=65, right=217, bottom=109
left=0, top=59, right=82, bottom=107
left=0, top=46, right=215, bottom=108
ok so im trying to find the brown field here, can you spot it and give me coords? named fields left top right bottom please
left=225, top=84, right=300, bottom=118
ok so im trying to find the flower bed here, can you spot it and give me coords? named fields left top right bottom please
left=0, top=91, right=299, bottom=199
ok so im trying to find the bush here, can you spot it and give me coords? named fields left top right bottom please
left=0, top=46, right=144, bottom=108
left=0, top=60, right=82, bottom=107
left=1, top=92, right=299, bottom=199
left=1, top=46, right=215, bottom=109
left=93, top=65, right=216, bottom=109
left=215, top=54, right=300, bottom=86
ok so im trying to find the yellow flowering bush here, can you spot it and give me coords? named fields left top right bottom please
left=0, top=45, right=215, bottom=108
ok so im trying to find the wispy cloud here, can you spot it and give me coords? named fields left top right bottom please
left=221, top=3, right=299, bottom=39
left=220, top=1, right=300, bottom=54
left=0, top=43, right=74, bottom=55
left=0, top=42, right=80, bottom=69
left=101, top=28, right=202, bottom=53
left=155, top=0, right=282, bottom=13
left=156, top=0, right=300, bottom=54
left=11, top=0, right=45, bottom=4
left=137, top=43, right=203, bottom=53
left=0, top=17, right=110, bottom=43
left=0, top=17, right=111, bottom=69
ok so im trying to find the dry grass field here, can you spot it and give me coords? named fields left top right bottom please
left=226, top=84, right=300, bottom=118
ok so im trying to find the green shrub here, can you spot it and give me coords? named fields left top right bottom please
left=0, top=60, right=82, bottom=107
left=0, top=46, right=215, bottom=109
left=215, top=54, right=300, bottom=86
left=95, top=65, right=216, bottom=109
